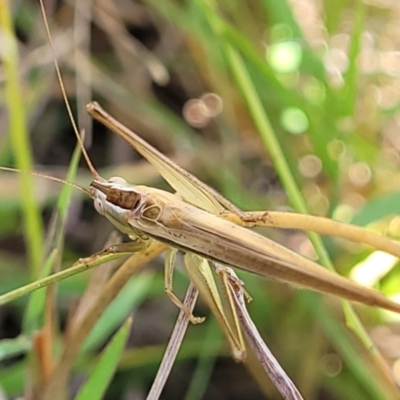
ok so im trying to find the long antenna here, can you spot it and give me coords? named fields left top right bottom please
left=0, top=166, right=91, bottom=196
left=38, top=0, right=100, bottom=179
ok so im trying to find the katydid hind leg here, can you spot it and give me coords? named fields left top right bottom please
left=222, top=210, right=400, bottom=260
left=218, top=213, right=400, bottom=314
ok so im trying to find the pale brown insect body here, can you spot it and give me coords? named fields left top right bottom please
left=89, top=174, right=400, bottom=315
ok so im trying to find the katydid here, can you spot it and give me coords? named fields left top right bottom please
left=85, top=101, right=400, bottom=316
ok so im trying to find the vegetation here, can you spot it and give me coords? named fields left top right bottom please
left=1, top=0, right=400, bottom=399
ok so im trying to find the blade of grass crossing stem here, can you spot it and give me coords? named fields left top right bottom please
left=0, top=0, right=44, bottom=277
left=226, top=41, right=397, bottom=397
left=197, top=0, right=389, bottom=387
left=221, top=41, right=384, bottom=373
left=75, top=317, right=133, bottom=400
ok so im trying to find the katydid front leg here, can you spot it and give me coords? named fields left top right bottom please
left=164, top=248, right=205, bottom=324
left=78, top=240, right=149, bottom=265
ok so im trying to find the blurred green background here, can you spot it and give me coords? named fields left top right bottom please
left=2, top=0, right=400, bottom=399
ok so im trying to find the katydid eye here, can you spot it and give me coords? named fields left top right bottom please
left=94, top=197, right=105, bottom=215
left=109, top=176, right=127, bottom=184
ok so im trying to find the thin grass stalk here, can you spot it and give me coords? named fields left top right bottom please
left=0, top=0, right=44, bottom=277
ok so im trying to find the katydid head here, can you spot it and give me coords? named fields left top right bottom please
left=89, top=178, right=148, bottom=236
left=91, top=177, right=142, bottom=210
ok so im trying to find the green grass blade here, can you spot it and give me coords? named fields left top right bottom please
left=23, top=249, right=58, bottom=333
left=23, top=138, right=83, bottom=334
left=74, top=317, right=133, bottom=400
left=0, top=0, right=44, bottom=277
left=342, top=0, right=365, bottom=115
left=184, top=318, right=222, bottom=400
left=82, top=273, right=154, bottom=354
left=316, top=299, right=395, bottom=399
left=0, top=336, right=31, bottom=363
left=260, top=0, right=326, bottom=80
